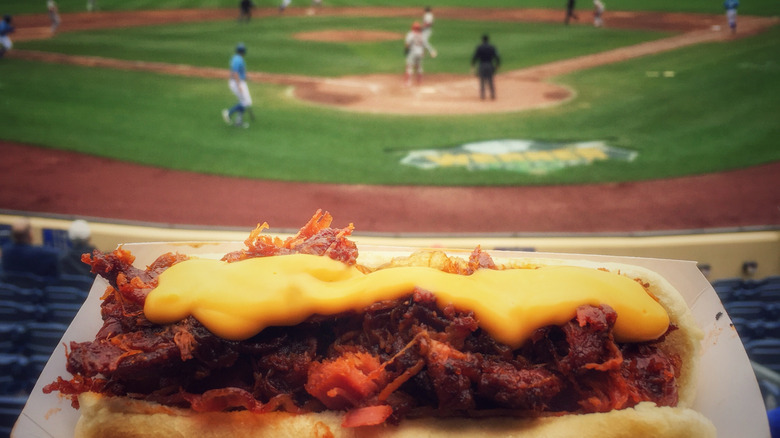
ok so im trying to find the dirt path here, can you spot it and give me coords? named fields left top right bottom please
left=2, top=8, right=778, bottom=233
left=1, top=141, right=778, bottom=233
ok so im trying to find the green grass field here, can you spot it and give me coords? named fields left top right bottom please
left=0, top=4, right=777, bottom=186
left=4, top=0, right=779, bottom=15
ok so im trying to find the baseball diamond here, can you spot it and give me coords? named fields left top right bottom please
left=0, top=5, right=777, bottom=234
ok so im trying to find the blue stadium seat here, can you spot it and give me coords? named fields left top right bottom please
left=0, top=354, right=29, bottom=395
left=727, top=300, right=780, bottom=321
left=0, top=271, right=48, bottom=289
left=712, top=277, right=744, bottom=290
left=758, top=378, right=780, bottom=410
left=50, top=273, right=95, bottom=292
left=43, top=285, right=88, bottom=306
left=743, top=278, right=769, bottom=290
left=24, top=322, right=68, bottom=357
left=0, top=394, right=29, bottom=437
left=43, top=302, right=81, bottom=325
left=761, top=275, right=780, bottom=287
left=27, top=354, right=52, bottom=391
left=732, top=286, right=761, bottom=302
left=724, top=300, right=771, bottom=321
left=731, top=318, right=755, bottom=344
left=0, top=301, right=45, bottom=324
left=746, top=339, right=780, bottom=374
left=713, top=277, right=743, bottom=303
left=0, top=224, right=11, bottom=247
left=0, top=324, right=26, bottom=355
left=756, top=285, right=780, bottom=303
left=0, top=283, right=42, bottom=305
left=733, top=318, right=780, bottom=349
left=750, top=322, right=780, bottom=341
left=715, top=288, right=738, bottom=304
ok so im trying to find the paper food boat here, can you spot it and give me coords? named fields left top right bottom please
left=12, top=242, right=771, bottom=437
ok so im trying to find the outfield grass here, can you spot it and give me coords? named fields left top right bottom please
left=0, top=16, right=777, bottom=187
left=4, top=0, right=779, bottom=16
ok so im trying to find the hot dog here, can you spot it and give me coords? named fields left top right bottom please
left=44, top=210, right=716, bottom=437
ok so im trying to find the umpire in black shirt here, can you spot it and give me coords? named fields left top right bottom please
left=471, top=34, right=501, bottom=100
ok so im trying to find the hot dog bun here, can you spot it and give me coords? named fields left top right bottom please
left=72, top=250, right=716, bottom=438
left=76, top=394, right=714, bottom=438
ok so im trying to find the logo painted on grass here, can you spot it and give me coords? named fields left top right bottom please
left=400, top=139, right=637, bottom=174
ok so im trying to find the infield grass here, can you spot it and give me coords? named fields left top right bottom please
left=0, top=20, right=777, bottom=186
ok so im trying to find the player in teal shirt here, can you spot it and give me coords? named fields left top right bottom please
left=222, top=43, right=253, bottom=127
left=0, top=15, right=15, bottom=58
left=723, top=0, right=739, bottom=33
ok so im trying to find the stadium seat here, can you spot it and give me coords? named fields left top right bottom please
left=0, top=354, right=29, bottom=395
left=43, top=285, right=88, bottom=306
left=758, top=379, right=780, bottom=410
left=750, top=321, right=780, bottom=341
left=725, top=300, right=776, bottom=322
left=50, top=273, right=95, bottom=292
left=0, top=301, right=45, bottom=324
left=712, top=278, right=743, bottom=303
left=0, top=394, right=28, bottom=438
left=730, top=318, right=755, bottom=344
left=27, top=354, right=52, bottom=391
left=0, top=271, right=48, bottom=289
left=0, top=224, right=11, bottom=247
left=0, top=283, right=42, bottom=305
left=731, top=286, right=760, bottom=302
left=712, top=277, right=743, bottom=291
left=761, top=276, right=780, bottom=287
left=43, top=302, right=81, bottom=325
left=743, top=277, right=768, bottom=290
left=746, top=339, right=780, bottom=374
left=0, top=324, right=26, bottom=355
left=756, top=285, right=780, bottom=303
left=24, top=322, right=68, bottom=357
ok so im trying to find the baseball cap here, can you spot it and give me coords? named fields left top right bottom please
left=236, top=43, right=247, bottom=53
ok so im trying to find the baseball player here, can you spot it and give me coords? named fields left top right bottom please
left=422, top=6, right=434, bottom=42
left=565, top=0, right=578, bottom=25
left=238, top=0, right=254, bottom=22
left=222, top=43, right=253, bottom=128
left=723, top=0, right=739, bottom=34
left=593, top=0, right=605, bottom=27
left=47, top=0, right=61, bottom=34
left=404, top=21, right=437, bottom=86
left=0, top=15, right=14, bottom=58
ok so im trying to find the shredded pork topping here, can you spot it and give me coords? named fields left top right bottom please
left=44, top=210, right=680, bottom=427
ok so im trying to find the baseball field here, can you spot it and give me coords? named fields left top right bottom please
left=1, top=0, right=778, bottom=187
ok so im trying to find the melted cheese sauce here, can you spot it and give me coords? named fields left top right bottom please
left=144, top=254, right=669, bottom=348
